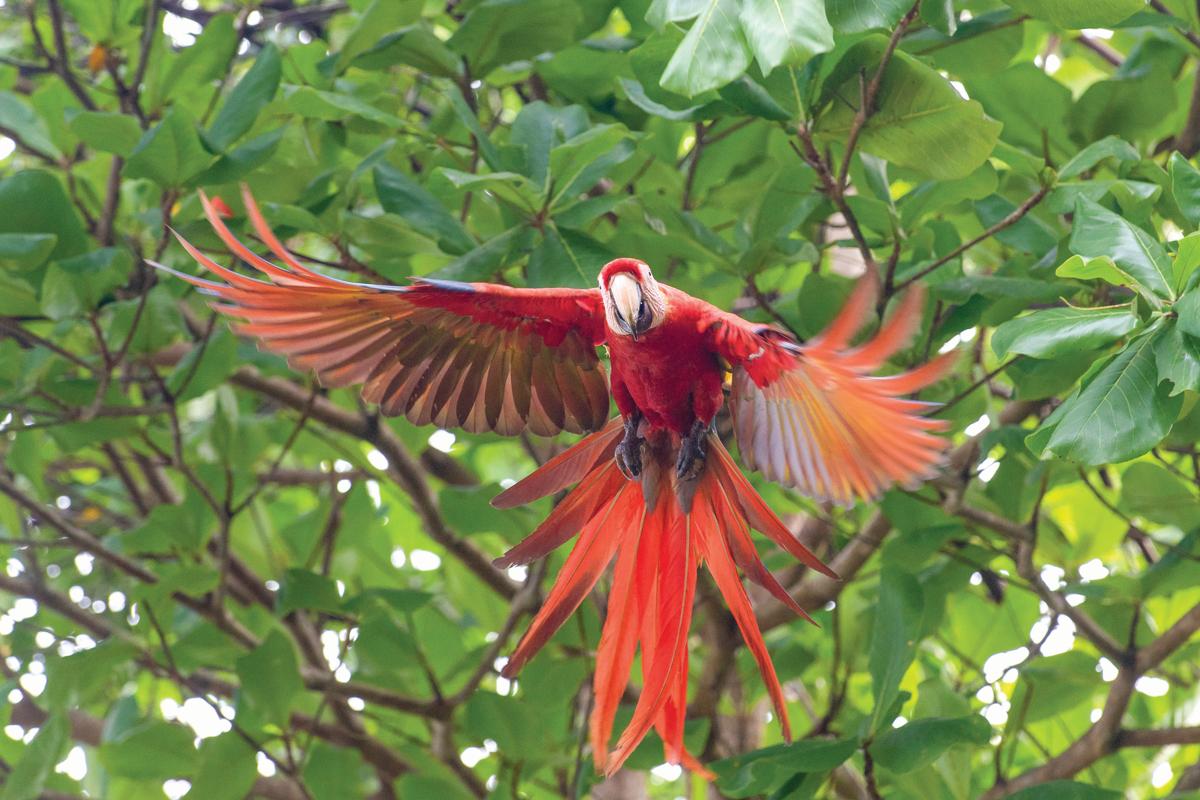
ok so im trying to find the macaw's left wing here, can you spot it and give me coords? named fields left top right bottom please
left=704, top=279, right=955, bottom=507
left=158, top=189, right=610, bottom=437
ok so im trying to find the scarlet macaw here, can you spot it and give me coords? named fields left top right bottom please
left=158, top=187, right=954, bottom=776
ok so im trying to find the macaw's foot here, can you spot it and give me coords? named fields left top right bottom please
left=675, top=420, right=709, bottom=482
left=615, top=413, right=643, bottom=480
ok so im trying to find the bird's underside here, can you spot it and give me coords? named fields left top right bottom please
left=160, top=186, right=958, bottom=776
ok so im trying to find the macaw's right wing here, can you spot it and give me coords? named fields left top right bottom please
left=157, top=189, right=610, bottom=437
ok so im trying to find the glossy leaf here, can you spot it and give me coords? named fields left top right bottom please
left=1031, top=327, right=1183, bottom=465
left=816, top=38, right=1001, bottom=179
left=991, top=306, right=1137, bottom=359
left=1069, top=197, right=1175, bottom=301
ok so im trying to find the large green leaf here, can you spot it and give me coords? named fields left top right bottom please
left=0, top=713, right=68, bottom=800
left=1030, top=327, right=1183, bottom=465
left=1069, top=197, right=1174, bottom=301
left=0, top=91, right=61, bottom=160
left=188, top=733, right=259, bottom=800
left=871, top=714, right=991, bottom=774
left=374, top=163, right=475, bottom=255
left=0, top=170, right=89, bottom=260
left=825, top=0, right=913, bottom=34
left=1003, top=0, right=1143, bottom=28
left=235, top=630, right=304, bottom=726
left=991, top=306, right=1138, bottom=359
left=68, top=110, right=143, bottom=157
left=739, top=0, right=833, bottom=75
left=1120, top=462, right=1198, bottom=529
left=98, top=720, right=197, bottom=780
left=869, top=567, right=924, bottom=731
left=712, top=737, right=858, bottom=797
left=816, top=38, right=1001, bottom=179
left=124, top=108, right=213, bottom=187
left=448, top=0, right=583, bottom=77
left=1170, top=152, right=1200, bottom=231
left=660, top=0, right=752, bottom=97
left=206, top=43, right=282, bottom=152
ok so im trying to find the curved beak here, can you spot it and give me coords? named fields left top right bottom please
left=610, top=273, right=645, bottom=341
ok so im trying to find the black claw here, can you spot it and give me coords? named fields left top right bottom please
left=616, top=412, right=643, bottom=479
left=675, top=420, right=708, bottom=481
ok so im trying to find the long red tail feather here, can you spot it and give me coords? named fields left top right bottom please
left=502, top=428, right=830, bottom=776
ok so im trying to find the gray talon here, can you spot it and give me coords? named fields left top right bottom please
left=616, top=412, right=643, bottom=479
left=675, top=420, right=708, bottom=481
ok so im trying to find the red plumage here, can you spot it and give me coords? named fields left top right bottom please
left=159, top=187, right=956, bottom=777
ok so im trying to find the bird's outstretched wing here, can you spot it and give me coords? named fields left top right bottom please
left=158, top=188, right=610, bottom=436
left=704, top=278, right=955, bottom=506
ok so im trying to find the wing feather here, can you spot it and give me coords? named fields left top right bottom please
left=159, top=187, right=609, bottom=437
left=709, top=280, right=954, bottom=506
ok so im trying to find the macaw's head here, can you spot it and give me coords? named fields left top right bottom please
left=599, top=258, right=667, bottom=341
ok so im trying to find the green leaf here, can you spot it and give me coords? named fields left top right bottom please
left=236, top=630, right=303, bottom=726
left=1119, top=462, right=1197, bottom=529
left=68, top=111, right=143, bottom=157
left=826, top=0, right=914, bottom=34
left=528, top=225, right=614, bottom=288
left=40, top=248, right=133, bottom=321
left=660, top=0, right=752, bottom=97
left=333, top=0, right=422, bottom=73
left=1056, top=254, right=1137, bottom=291
left=464, top=692, right=545, bottom=754
left=0, top=170, right=89, bottom=260
left=166, top=326, right=239, bottom=401
left=871, top=714, right=991, bottom=774
left=739, top=0, right=833, bottom=75
left=0, top=233, right=57, bottom=272
left=869, top=567, right=923, bottom=731
left=0, top=713, right=68, bottom=800
left=1173, top=233, right=1200, bottom=295
left=98, top=721, right=197, bottom=780
left=195, top=126, right=288, bottom=185
left=448, top=0, right=583, bottom=77
left=1156, top=319, right=1200, bottom=395
left=1069, top=197, right=1174, bottom=301
left=991, top=306, right=1138, bottom=359
left=816, top=38, right=1001, bottom=180
left=1032, top=327, right=1183, bottom=465
left=1003, top=0, right=1143, bottom=28
left=124, top=108, right=213, bottom=187
left=1059, top=136, right=1140, bottom=181
left=206, top=44, right=282, bottom=152
left=429, top=226, right=527, bottom=282
left=353, top=24, right=463, bottom=77
left=1170, top=152, right=1200, bottom=231
left=277, top=569, right=344, bottom=616
left=374, top=164, right=475, bottom=255
left=157, top=13, right=239, bottom=106
left=188, top=733, right=259, bottom=800
left=285, top=86, right=405, bottom=128
left=0, top=91, right=61, bottom=160
left=548, top=124, right=636, bottom=206
left=303, top=743, right=366, bottom=800
left=437, top=169, right=542, bottom=213
left=1007, top=781, right=1121, bottom=800
left=1178, top=287, right=1200, bottom=339
left=712, top=737, right=857, bottom=797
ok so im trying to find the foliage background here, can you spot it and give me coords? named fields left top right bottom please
left=1, top=0, right=1200, bottom=798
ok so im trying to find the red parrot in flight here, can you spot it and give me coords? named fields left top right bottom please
left=158, top=187, right=954, bottom=777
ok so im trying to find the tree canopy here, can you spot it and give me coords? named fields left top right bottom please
left=1, top=1, right=1200, bottom=799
